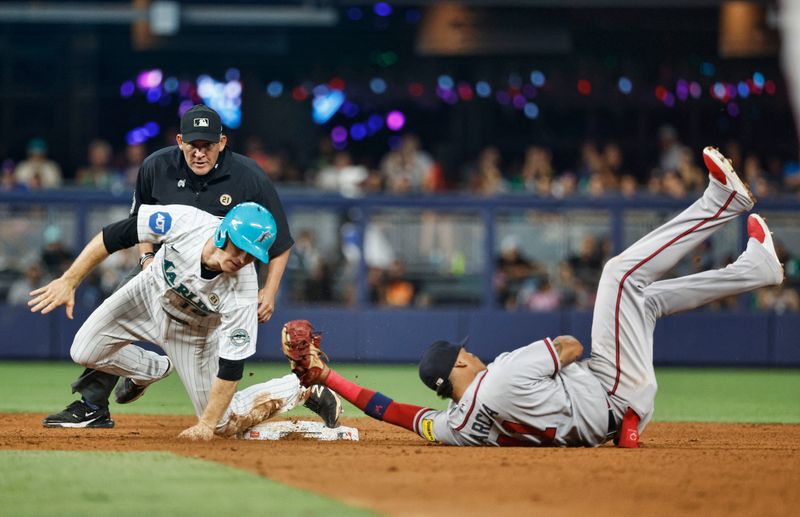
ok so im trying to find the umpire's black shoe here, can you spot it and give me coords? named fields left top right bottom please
left=42, top=400, right=115, bottom=429
left=304, top=385, right=342, bottom=428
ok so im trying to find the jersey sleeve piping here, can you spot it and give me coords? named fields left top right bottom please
left=543, top=337, right=559, bottom=376
left=454, top=370, right=489, bottom=431
left=413, top=408, right=436, bottom=434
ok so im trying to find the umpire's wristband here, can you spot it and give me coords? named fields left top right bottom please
left=139, top=252, right=156, bottom=268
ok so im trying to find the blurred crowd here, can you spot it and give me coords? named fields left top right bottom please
left=2, top=125, right=800, bottom=313
left=3, top=125, right=800, bottom=200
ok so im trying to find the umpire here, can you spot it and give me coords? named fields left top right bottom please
left=43, top=105, right=306, bottom=428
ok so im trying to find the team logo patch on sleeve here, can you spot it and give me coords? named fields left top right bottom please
left=149, top=211, right=172, bottom=235
left=231, top=329, right=250, bottom=346
left=421, top=419, right=437, bottom=442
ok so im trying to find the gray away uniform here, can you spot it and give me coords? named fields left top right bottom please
left=70, top=204, right=303, bottom=430
left=414, top=178, right=781, bottom=446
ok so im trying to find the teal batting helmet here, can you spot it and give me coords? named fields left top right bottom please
left=214, top=202, right=277, bottom=264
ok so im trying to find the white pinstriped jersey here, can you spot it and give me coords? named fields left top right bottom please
left=413, top=339, right=611, bottom=447
left=136, top=204, right=259, bottom=361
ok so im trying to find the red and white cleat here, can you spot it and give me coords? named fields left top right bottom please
left=703, top=146, right=756, bottom=205
left=747, top=214, right=784, bottom=281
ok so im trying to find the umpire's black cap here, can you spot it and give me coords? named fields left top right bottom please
left=419, top=340, right=462, bottom=398
left=180, top=104, right=223, bottom=143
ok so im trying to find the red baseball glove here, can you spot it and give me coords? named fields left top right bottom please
left=281, top=320, right=328, bottom=386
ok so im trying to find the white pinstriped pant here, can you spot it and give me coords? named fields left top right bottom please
left=587, top=180, right=782, bottom=432
left=70, top=271, right=303, bottom=429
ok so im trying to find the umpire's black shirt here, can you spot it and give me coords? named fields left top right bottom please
left=131, top=145, right=293, bottom=259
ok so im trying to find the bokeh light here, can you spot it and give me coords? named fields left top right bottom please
left=370, top=78, right=387, bottom=94
left=331, top=126, right=348, bottom=143
left=267, top=81, right=284, bottom=97
left=618, top=77, right=632, bottom=94
left=437, top=75, right=454, bottom=90
left=374, top=3, right=393, bottom=17
left=475, top=81, right=492, bottom=98
left=346, top=7, right=363, bottom=21
left=386, top=111, right=406, bottom=131
left=225, top=68, right=240, bottom=82
left=689, top=81, right=702, bottom=99
left=350, top=123, right=368, bottom=141
left=120, top=81, right=135, bottom=98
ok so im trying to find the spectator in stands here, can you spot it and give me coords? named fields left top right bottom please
left=578, top=142, right=618, bottom=196
left=567, top=234, right=605, bottom=289
left=315, top=150, right=369, bottom=198
left=657, top=125, right=686, bottom=173
left=512, top=145, right=555, bottom=194
left=646, top=172, right=663, bottom=196
left=520, top=277, right=560, bottom=311
left=723, top=141, right=744, bottom=174
left=755, top=286, right=800, bottom=313
left=287, top=229, right=335, bottom=304
left=380, top=134, right=436, bottom=194
left=244, top=136, right=271, bottom=174
left=743, top=154, right=775, bottom=198
left=75, top=139, right=117, bottom=189
left=121, top=143, right=147, bottom=189
left=576, top=141, right=603, bottom=187
left=675, top=148, right=705, bottom=193
left=619, top=174, right=639, bottom=198
left=14, top=138, right=62, bottom=189
left=6, top=262, right=46, bottom=305
left=381, top=259, right=416, bottom=307
left=494, top=235, right=544, bottom=309
left=1, top=159, right=23, bottom=192
left=360, top=168, right=384, bottom=194
left=555, top=261, right=579, bottom=308
left=468, top=146, right=509, bottom=196
left=603, top=143, right=627, bottom=180
left=40, top=225, right=74, bottom=278
left=661, top=170, right=688, bottom=198
left=552, top=172, right=578, bottom=199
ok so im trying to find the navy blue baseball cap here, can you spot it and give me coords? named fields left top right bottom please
left=418, top=340, right=463, bottom=397
left=180, top=104, right=223, bottom=143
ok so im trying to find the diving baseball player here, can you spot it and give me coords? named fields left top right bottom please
left=30, top=202, right=318, bottom=440
left=283, top=147, right=784, bottom=447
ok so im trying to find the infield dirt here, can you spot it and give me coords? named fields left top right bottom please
left=1, top=413, right=797, bottom=517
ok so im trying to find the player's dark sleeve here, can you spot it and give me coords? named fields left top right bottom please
left=323, top=370, right=429, bottom=433
left=131, top=161, right=156, bottom=216
left=217, top=358, right=245, bottom=381
left=102, top=217, right=139, bottom=253
left=254, top=178, right=294, bottom=259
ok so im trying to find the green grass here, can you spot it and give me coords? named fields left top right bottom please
left=653, top=369, right=800, bottom=422
left=0, top=450, right=377, bottom=517
left=0, top=361, right=448, bottom=416
left=0, top=361, right=797, bottom=422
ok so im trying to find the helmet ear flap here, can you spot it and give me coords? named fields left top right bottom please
left=214, top=225, right=228, bottom=249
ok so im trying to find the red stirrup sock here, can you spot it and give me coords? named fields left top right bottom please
left=617, top=407, right=641, bottom=448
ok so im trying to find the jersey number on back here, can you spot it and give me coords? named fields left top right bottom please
left=497, top=420, right=556, bottom=447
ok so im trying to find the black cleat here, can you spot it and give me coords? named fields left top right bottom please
left=304, top=385, right=342, bottom=428
left=115, top=358, right=172, bottom=404
left=114, top=378, right=148, bottom=404
left=42, top=400, right=115, bottom=429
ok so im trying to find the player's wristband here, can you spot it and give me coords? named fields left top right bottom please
left=139, top=252, right=156, bottom=268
